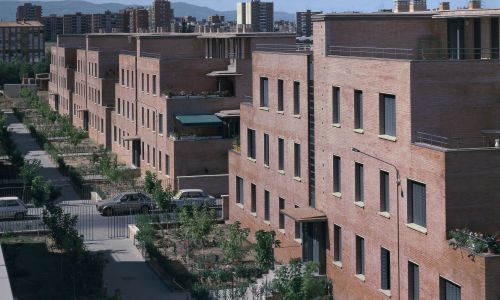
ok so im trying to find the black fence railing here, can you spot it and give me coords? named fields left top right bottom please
left=256, top=44, right=312, bottom=53
left=415, top=132, right=498, bottom=149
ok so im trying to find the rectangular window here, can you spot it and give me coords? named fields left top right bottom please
left=158, top=113, right=163, bottom=134
left=409, top=262, right=420, bottom=300
left=141, top=107, right=144, bottom=126
left=264, top=190, right=270, bottom=221
left=113, top=126, right=117, bottom=142
left=165, top=154, right=170, bottom=175
left=333, top=156, right=341, bottom=193
left=408, top=180, right=426, bottom=228
left=247, top=129, right=256, bottom=160
left=332, top=87, right=341, bottom=123
left=117, top=98, right=121, bottom=115
left=263, top=133, right=269, bottom=166
left=251, top=183, right=256, bottom=213
left=127, top=102, right=130, bottom=119
left=146, top=74, right=150, bottom=93
left=131, top=71, right=134, bottom=88
left=293, top=81, right=300, bottom=115
left=236, top=177, right=244, bottom=204
left=380, top=94, right=396, bottom=137
left=260, top=77, right=269, bottom=107
left=152, top=112, right=156, bottom=131
left=159, top=151, right=162, bottom=171
left=381, top=248, right=391, bottom=291
left=101, top=119, right=104, bottom=133
left=294, top=143, right=301, bottom=178
left=333, top=225, right=342, bottom=262
left=354, top=90, right=363, bottom=129
left=127, top=70, right=130, bottom=87
left=141, top=142, right=144, bottom=160
left=147, top=109, right=150, bottom=128
left=279, top=198, right=285, bottom=230
left=132, top=104, right=135, bottom=121
left=121, top=69, right=124, bottom=85
left=152, top=75, right=157, bottom=95
left=355, top=163, right=364, bottom=203
left=440, top=277, right=461, bottom=300
left=141, top=73, right=144, bottom=92
left=152, top=147, right=156, bottom=167
left=356, top=235, right=365, bottom=275
left=147, top=145, right=150, bottom=164
left=278, top=138, right=285, bottom=171
left=277, top=79, right=284, bottom=111
left=380, top=171, right=390, bottom=212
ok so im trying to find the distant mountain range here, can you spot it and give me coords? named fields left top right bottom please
left=0, top=0, right=295, bottom=22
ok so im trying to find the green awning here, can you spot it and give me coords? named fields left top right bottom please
left=175, top=115, right=223, bottom=126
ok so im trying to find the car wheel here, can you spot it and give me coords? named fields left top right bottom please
left=141, top=206, right=150, bottom=214
left=104, top=207, right=113, bottom=216
left=14, top=212, right=25, bottom=220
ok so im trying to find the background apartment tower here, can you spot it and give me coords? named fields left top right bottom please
left=394, top=0, right=410, bottom=12
left=149, top=0, right=173, bottom=33
left=129, top=8, right=149, bottom=33
left=16, top=3, right=42, bottom=22
left=296, top=10, right=322, bottom=37
left=237, top=0, right=274, bottom=32
left=63, top=12, right=92, bottom=35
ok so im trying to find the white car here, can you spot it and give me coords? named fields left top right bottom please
left=171, top=189, right=216, bottom=209
left=0, top=197, right=28, bottom=220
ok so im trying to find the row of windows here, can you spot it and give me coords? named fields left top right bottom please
left=116, top=99, right=164, bottom=135
left=77, top=59, right=98, bottom=77
left=76, top=83, right=101, bottom=105
left=120, top=69, right=158, bottom=96
left=332, top=87, right=397, bottom=137
left=247, top=129, right=301, bottom=178
left=89, top=112, right=104, bottom=133
left=332, top=156, right=427, bottom=228
left=332, top=227, right=460, bottom=300
left=259, top=77, right=301, bottom=115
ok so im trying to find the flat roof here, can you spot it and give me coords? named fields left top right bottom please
left=198, top=32, right=296, bottom=39
left=281, top=207, right=327, bottom=222
left=433, top=8, right=500, bottom=18
left=0, top=21, right=44, bottom=27
left=175, top=115, right=222, bottom=126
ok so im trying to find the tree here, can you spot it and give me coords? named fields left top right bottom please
left=152, top=184, right=174, bottom=211
left=42, top=203, right=83, bottom=254
left=254, top=230, right=281, bottom=271
left=220, top=221, right=250, bottom=264
left=144, top=171, right=160, bottom=194
left=20, top=159, right=41, bottom=201
left=271, top=259, right=326, bottom=300
left=30, top=176, right=61, bottom=207
left=179, top=204, right=217, bottom=250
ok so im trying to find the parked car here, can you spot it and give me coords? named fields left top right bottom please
left=96, top=192, right=154, bottom=216
left=0, top=197, right=28, bottom=220
left=171, top=189, right=216, bottom=209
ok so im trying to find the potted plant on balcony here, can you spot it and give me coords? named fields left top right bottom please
left=485, top=234, right=500, bottom=254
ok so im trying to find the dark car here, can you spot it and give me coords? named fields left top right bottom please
left=96, top=192, right=154, bottom=216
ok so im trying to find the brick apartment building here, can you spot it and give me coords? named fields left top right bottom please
left=229, top=2, right=500, bottom=300
left=16, top=3, right=42, bottom=22
left=0, top=21, right=45, bottom=63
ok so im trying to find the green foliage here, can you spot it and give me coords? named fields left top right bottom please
left=272, top=259, right=327, bottom=300
left=136, top=214, right=155, bottom=249
left=254, top=230, right=281, bottom=271
left=30, top=176, right=61, bottom=207
left=449, top=229, right=500, bottom=254
left=179, top=204, right=217, bottom=249
left=144, top=171, right=160, bottom=194
left=42, top=203, right=83, bottom=254
left=144, top=171, right=173, bottom=211
left=20, top=159, right=41, bottom=185
left=220, top=221, right=250, bottom=264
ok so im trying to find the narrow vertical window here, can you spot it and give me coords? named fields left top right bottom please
left=158, top=113, right=163, bottom=134
left=264, top=190, right=270, bottom=221
left=380, top=94, right=396, bottom=137
left=332, top=86, right=340, bottom=124
left=127, top=102, right=130, bottom=119
left=440, top=277, right=461, bottom=300
left=380, top=171, right=390, bottom=213
left=293, top=81, right=300, bottom=115
left=146, top=74, right=150, bottom=93
left=278, top=138, right=285, bottom=171
left=408, top=180, right=426, bottom=228
left=381, top=248, right=391, bottom=291
left=141, top=142, right=144, bottom=160
left=127, top=70, right=130, bottom=87
left=277, top=79, right=284, bottom=111
left=117, top=98, right=121, bottom=115
left=294, top=143, right=301, bottom=178
left=263, top=133, right=269, bottom=166
left=147, top=145, right=150, bottom=164
left=152, top=147, right=156, bottom=167
left=113, top=126, right=117, bottom=142
left=247, top=129, right=256, bottom=160
left=251, top=183, right=256, bottom=213
left=165, top=154, right=170, bottom=175
left=278, top=198, right=285, bottom=230
left=236, top=176, right=244, bottom=204
left=152, top=112, right=156, bottom=131
left=147, top=109, right=150, bottom=128
left=159, top=151, right=162, bottom=172
left=333, top=156, right=341, bottom=194
left=152, top=75, right=157, bottom=95
left=355, top=163, right=364, bottom=203
left=260, top=77, right=269, bottom=107
left=333, top=225, right=342, bottom=262
left=409, top=262, right=420, bottom=300
left=356, top=235, right=365, bottom=276
left=141, top=73, right=144, bottom=92
left=354, top=90, right=363, bottom=130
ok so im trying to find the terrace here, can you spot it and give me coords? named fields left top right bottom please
left=414, top=131, right=500, bottom=151
left=169, top=112, right=239, bottom=142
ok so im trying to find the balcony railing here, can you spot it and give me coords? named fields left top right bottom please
left=169, top=132, right=225, bottom=141
left=255, top=44, right=313, bottom=53
left=328, top=46, right=500, bottom=61
left=415, top=132, right=500, bottom=149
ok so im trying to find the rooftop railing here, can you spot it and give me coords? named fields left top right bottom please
left=255, top=43, right=313, bottom=53
left=328, top=46, right=500, bottom=61
left=415, top=132, right=500, bottom=150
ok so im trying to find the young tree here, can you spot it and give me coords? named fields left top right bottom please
left=220, top=221, right=250, bottom=264
left=20, top=159, right=41, bottom=200
left=254, top=230, right=281, bottom=271
left=271, top=259, right=326, bottom=300
left=179, top=204, right=217, bottom=250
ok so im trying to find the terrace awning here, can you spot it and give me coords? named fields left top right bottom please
left=281, top=207, right=327, bottom=222
left=123, top=136, right=140, bottom=141
left=175, top=115, right=223, bottom=127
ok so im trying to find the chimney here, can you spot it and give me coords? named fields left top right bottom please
left=394, top=0, right=410, bottom=13
left=439, top=2, right=450, bottom=11
left=468, top=0, right=481, bottom=9
left=410, top=0, right=427, bottom=12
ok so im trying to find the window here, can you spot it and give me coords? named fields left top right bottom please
left=117, top=98, right=121, bottom=115
left=152, top=75, right=157, bottom=95
left=152, top=112, right=156, bottom=131
left=380, top=171, right=390, bottom=212
left=147, top=145, right=150, bottom=163
left=236, top=177, right=244, bottom=204
left=440, top=277, right=461, bottom=300
left=247, top=129, right=256, bottom=160
left=132, top=104, right=135, bottom=121
left=147, top=109, right=150, bottom=128
left=263, top=133, right=269, bottom=166
left=251, top=183, right=256, bottom=213
left=264, top=190, right=270, bottom=221
left=293, top=81, right=300, bottom=115
left=152, top=147, right=156, bottom=167
left=131, top=71, right=134, bottom=88
left=354, top=90, right=363, bottom=130
left=113, top=126, right=117, bottom=142
left=279, top=198, right=285, bottom=230
left=408, top=262, right=419, bottom=300
left=277, top=79, right=284, bottom=111
left=141, top=107, right=144, bottom=126
left=294, top=143, right=301, bottom=178
left=101, top=119, right=104, bottom=133
left=408, top=180, right=426, bottom=228
left=356, top=235, right=365, bottom=275
left=127, top=102, right=130, bottom=119
left=127, top=70, right=130, bottom=87
left=380, top=94, right=396, bottom=137
left=158, top=113, right=163, bottom=134
left=333, top=87, right=341, bottom=123
left=381, top=248, right=391, bottom=291
left=141, top=73, right=144, bottom=92
left=146, top=74, right=150, bottom=93
left=333, top=156, right=341, bottom=193
left=278, top=138, right=285, bottom=171
left=165, top=154, right=170, bottom=175
left=159, top=151, right=162, bottom=171
left=118, top=129, right=122, bottom=143
left=141, top=142, right=144, bottom=160
left=333, top=225, right=342, bottom=262
left=355, top=163, right=364, bottom=203
left=260, top=77, right=269, bottom=107
left=121, top=69, right=124, bottom=85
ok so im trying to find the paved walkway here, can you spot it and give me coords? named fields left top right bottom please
left=3, top=109, right=189, bottom=300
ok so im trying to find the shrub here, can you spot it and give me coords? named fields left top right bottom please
left=254, top=230, right=281, bottom=271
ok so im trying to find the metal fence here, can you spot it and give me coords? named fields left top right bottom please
left=255, top=44, right=312, bottom=52
left=415, top=132, right=497, bottom=149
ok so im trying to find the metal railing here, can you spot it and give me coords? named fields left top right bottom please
left=415, top=132, right=498, bottom=149
left=255, top=44, right=313, bottom=53
left=328, top=46, right=500, bottom=61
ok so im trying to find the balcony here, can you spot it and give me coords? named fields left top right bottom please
left=255, top=43, right=312, bottom=53
left=169, top=113, right=239, bottom=142
left=163, top=90, right=233, bottom=100
left=414, top=131, right=500, bottom=150
left=328, top=46, right=500, bottom=61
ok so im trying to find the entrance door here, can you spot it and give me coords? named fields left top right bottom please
left=132, top=140, right=141, bottom=168
left=302, top=221, right=326, bottom=274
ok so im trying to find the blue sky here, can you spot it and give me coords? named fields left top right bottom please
left=90, top=0, right=500, bottom=13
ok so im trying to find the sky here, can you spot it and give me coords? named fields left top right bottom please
left=80, top=0, right=500, bottom=13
